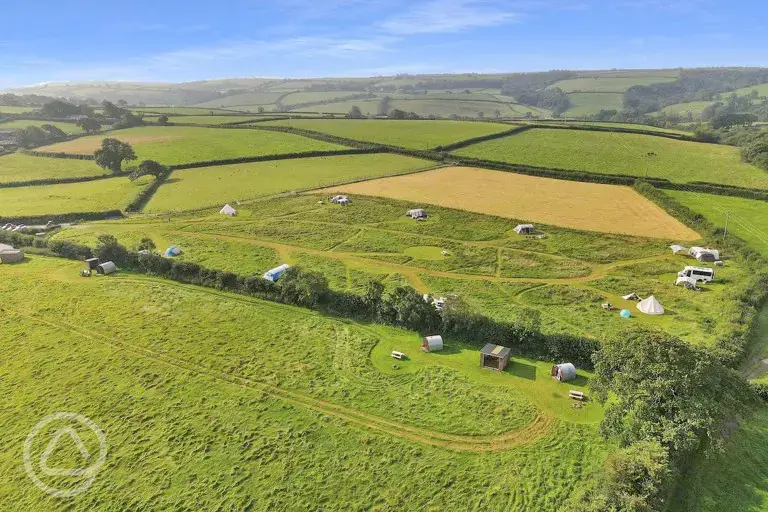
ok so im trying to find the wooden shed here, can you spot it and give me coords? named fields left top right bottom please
left=480, top=344, right=511, bottom=371
left=85, top=257, right=101, bottom=270
left=422, top=335, right=443, bottom=352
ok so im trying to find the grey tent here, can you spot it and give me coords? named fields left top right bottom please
left=514, top=224, right=535, bottom=235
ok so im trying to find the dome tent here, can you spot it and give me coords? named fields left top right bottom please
left=637, top=295, right=664, bottom=315
left=164, top=246, right=182, bottom=257
left=620, top=309, right=631, bottom=318
left=551, top=363, right=577, bottom=382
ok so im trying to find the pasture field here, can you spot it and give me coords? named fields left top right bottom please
left=38, top=126, right=347, bottom=166
left=144, top=154, right=433, bottom=212
left=52, top=191, right=753, bottom=348
left=665, top=191, right=768, bottom=256
left=0, top=256, right=609, bottom=510
left=456, top=128, right=768, bottom=189
left=260, top=118, right=510, bottom=149
left=0, top=175, right=151, bottom=216
left=549, top=75, right=678, bottom=93
left=296, top=98, right=382, bottom=115
left=0, top=105, right=39, bottom=114
left=193, top=92, right=287, bottom=108
left=281, top=91, right=370, bottom=105
left=563, top=92, right=624, bottom=116
left=165, top=115, right=258, bottom=125
left=382, top=99, right=546, bottom=118
left=530, top=120, right=691, bottom=134
left=731, top=83, right=768, bottom=98
left=318, top=166, right=700, bottom=239
left=134, top=106, right=240, bottom=115
left=0, top=153, right=107, bottom=183
left=0, top=120, right=84, bottom=134
left=660, top=101, right=714, bottom=118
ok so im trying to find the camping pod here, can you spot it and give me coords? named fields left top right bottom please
left=0, top=248, right=24, bottom=264
left=85, top=257, right=100, bottom=270
left=97, top=261, right=117, bottom=275
left=552, top=363, right=577, bottom=382
left=263, top=264, right=290, bottom=282
left=480, top=344, right=511, bottom=371
left=422, top=335, right=443, bottom=352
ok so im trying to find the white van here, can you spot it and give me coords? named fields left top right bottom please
left=678, top=266, right=715, bottom=283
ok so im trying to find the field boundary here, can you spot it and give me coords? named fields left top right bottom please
left=0, top=209, right=124, bottom=225
left=0, top=171, right=124, bottom=189
left=168, top=148, right=383, bottom=170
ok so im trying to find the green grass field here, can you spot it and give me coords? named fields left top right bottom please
left=0, top=175, right=150, bottom=217
left=165, top=115, right=259, bottom=125
left=38, top=126, right=347, bottom=167
left=564, top=92, right=625, bottom=116
left=0, top=120, right=85, bottom=134
left=193, top=92, right=287, bottom=108
left=456, top=128, right=768, bottom=188
left=0, top=256, right=610, bottom=510
left=0, top=105, right=39, bottom=114
left=144, top=154, right=433, bottom=212
left=549, top=75, right=678, bottom=93
left=281, top=91, right=370, bottom=105
left=659, top=101, right=714, bottom=119
left=731, top=83, right=768, bottom=98
left=134, top=106, right=241, bottom=115
left=532, top=120, right=690, bottom=135
left=260, top=119, right=511, bottom=149
left=0, top=153, right=107, bottom=183
left=664, top=191, right=768, bottom=256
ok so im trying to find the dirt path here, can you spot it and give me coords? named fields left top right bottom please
left=5, top=306, right=554, bottom=452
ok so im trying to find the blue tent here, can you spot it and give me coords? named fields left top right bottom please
left=164, top=246, right=182, bottom=257
left=620, top=309, right=631, bottom=319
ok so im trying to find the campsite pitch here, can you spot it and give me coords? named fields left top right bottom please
left=317, top=166, right=700, bottom=240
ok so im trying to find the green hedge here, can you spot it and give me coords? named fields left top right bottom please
left=124, top=174, right=171, bottom=213
left=434, top=125, right=532, bottom=151
left=0, top=210, right=123, bottom=225
left=20, top=149, right=96, bottom=160
left=168, top=148, right=382, bottom=171
left=529, top=123, right=695, bottom=141
left=0, top=173, right=127, bottom=189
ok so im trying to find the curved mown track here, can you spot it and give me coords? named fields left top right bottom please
left=6, top=307, right=554, bottom=452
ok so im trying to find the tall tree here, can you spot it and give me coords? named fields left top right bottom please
left=77, top=117, right=102, bottom=134
left=347, top=106, right=364, bottom=119
left=129, top=160, right=167, bottom=181
left=94, top=138, right=137, bottom=173
left=41, top=124, right=67, bottom=139
left=377, top=96, right=392, bottom=116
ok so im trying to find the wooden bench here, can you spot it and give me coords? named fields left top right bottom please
left=391, top=351, right=406, bottom=360
left=569, top=390, right=585, bottom=401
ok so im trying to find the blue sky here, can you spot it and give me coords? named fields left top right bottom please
left=1, top=0, right=766, bottom=88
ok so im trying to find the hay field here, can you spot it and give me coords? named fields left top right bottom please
left=145, top=153, right=433, bottom=212
left=38, top=126, right=346, bottom=166
left=456, top=128, right=768, bottom=189
left=0, top=175, right=150, bottom=216
left=0, top=153, right=107, bottom=183
left=318, top=166, right=700, bottom=240
left=260, top=119, right=511, bottom=149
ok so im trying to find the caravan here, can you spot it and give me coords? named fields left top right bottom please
left=677, top=266, right=715, bottom=283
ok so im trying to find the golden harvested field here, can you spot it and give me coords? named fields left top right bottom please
left=319, top=166, right=700, bottom=240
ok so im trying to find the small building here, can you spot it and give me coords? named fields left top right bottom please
left=85, top=257, right=101, bottom=270
left=220, top=204, right=237, bottom=216
left=164, top=246, right=182, bottom=257
left=551, top=363, right=577, bottom=382
left=97, top=261, right=117, bottom=275
left=406, top=208, right=428, bottom=220
left=514, top=224, right=535, bottom=235
left=422, top=335, right=444, bottom=352
left=263, top=263, right=290, bottom=282
left=688, top=246, right=720, bottom=262
left=0, top=248, right=24, bottom=264
left=480, top=343, right=511, bottom=371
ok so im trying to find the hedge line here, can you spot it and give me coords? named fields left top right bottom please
left=169, top=148, right=382, bottom=170
left=528, top=123, right=695, bottom=141
left=11, top=231, right=598, bottom=368
left=634, top=181, right=768, bottom=368
left=0, top=172, right=126, bottom=189
left=20, top=149, right=96, bottom=160
left=250, top=125, right=376, bottom=149
left=0, top=210, right=123, bottom=225
left=434, top=125, right=532, bottom=152
left=124, top=173, right=172, bottom=213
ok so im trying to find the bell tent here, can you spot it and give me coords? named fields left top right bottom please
left=220, top=204, right=237, bottom=216
left=637, top=295, right=665, bottom=315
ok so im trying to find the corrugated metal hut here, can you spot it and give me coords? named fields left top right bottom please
left=480, top=344, right=511, bottom=371
left=97, top=261, right=117, bottom=275
left=422, top=335, right=443, bottom=352
left=551, top=363, right=577, bottom=382
left=0, top=248, right=24, bottom=264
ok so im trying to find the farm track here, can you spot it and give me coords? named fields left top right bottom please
left=4, top=304, right=554, bottom=452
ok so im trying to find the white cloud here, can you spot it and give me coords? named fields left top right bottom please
left=379, top=0, right=519, bottom=35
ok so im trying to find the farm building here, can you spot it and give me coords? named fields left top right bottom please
left=422, top=335, right=443, bottom=352
left=220, top=204, right=237, bottom=216
left=263, top=263, right=290, bottom=282
left=406, top=208, right=428, bottom=220
left=551, top=363, right=577, bottom=382
left=637, top=295, right=665, bottom=315
left=0, top=247, right=24, bottom=264
left=514, top=224, right=535, bottom=235
left=97, top=261, right=117, bottom=275
left=688, top=246, right=720, bottom=262
left=480, top=344, right=511, bottom=371
left=164, top=246, right=182, bottom=257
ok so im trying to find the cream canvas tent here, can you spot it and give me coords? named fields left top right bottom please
left=669, top=244, right=688, bottom=255
left=514, top=224, right=535, bottom=235
left=637, top=295, right=665, bottom=315
left=622, top=292, right=642, bottom=301
left=220, top=204, right=237, bottom=216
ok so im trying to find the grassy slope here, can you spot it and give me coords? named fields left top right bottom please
left=38, top=126, right=347, bottom=167
left=665, top=191, right=768, bottom=257
left=732, top=83, right=768, bottom=98
left=0, top=175, right=151, bottom=216
left=260, top=119, right=510, bottom=149
left=193, top=92, right=286, bottom=108
left=0, top=106, right=39, bottom=114
left=564, top=93, right=625, bottom=117
left=0, top=120, right=84, bottom=134
left=549, top=75, right=678, bottom=93
left=165, top=115, right=259, bottom=125
left=0, top=153, right=107, bottom=183
left=145, top=154, right=433, bottom=212
left=0, top=256, right=609, bottom=511
left=660, top=101, right=714, bottom=118
left=456, top=128, right=768, bottom=189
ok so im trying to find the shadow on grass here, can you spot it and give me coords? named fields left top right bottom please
left=508, top=361, right=536, bottom=380
left=570, top=374, right=590, bottom=387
